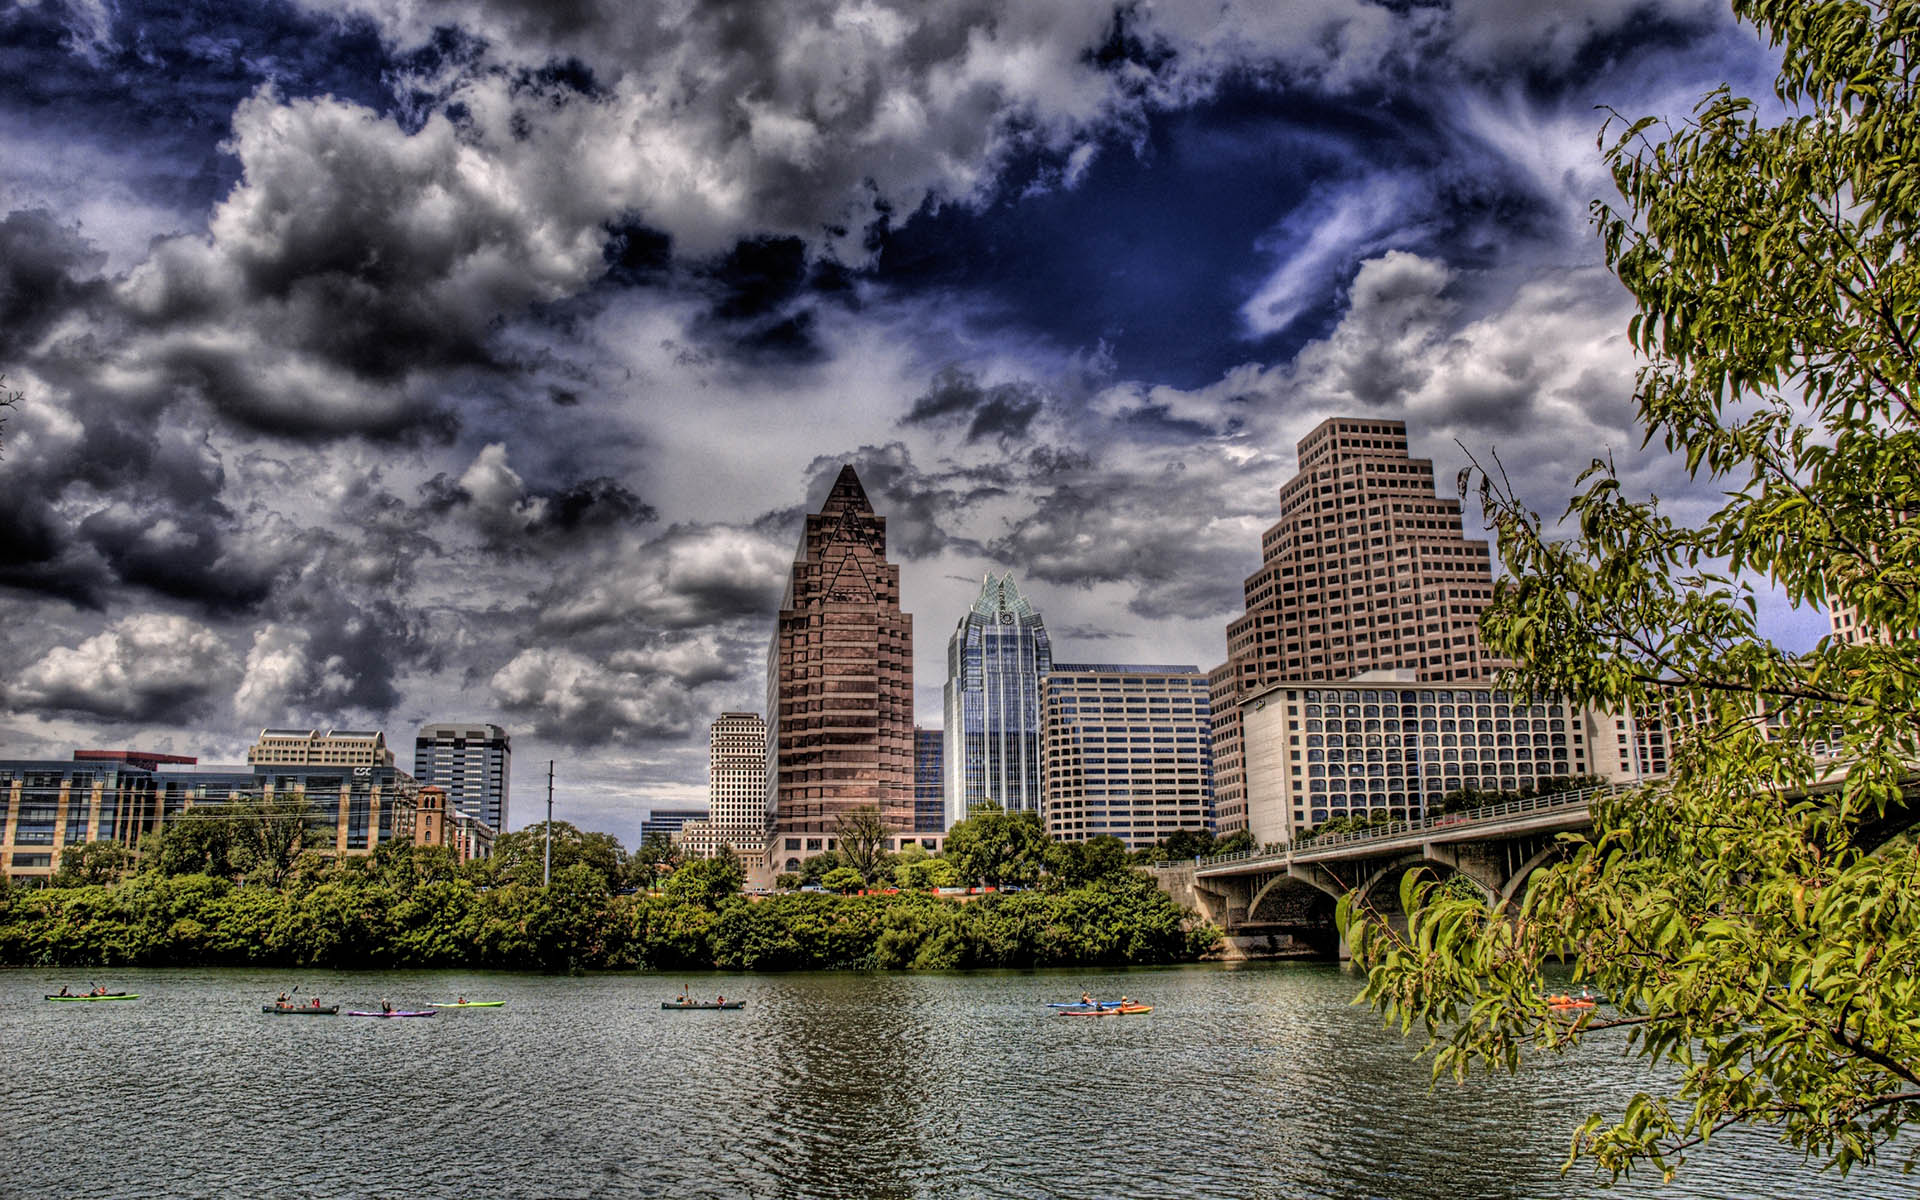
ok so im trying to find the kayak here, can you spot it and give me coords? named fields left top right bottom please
left=428, top=1001, right=505, bottom=1008
left=45, top=993, right=137, bottom=1002
left=263, top=1004, right=339, bottom=1015
left=1060, top=1004, right=1152, bottom=1016
left=661, top=1000, right=746, bottom=1010
left=1047, top=1001, right=1122, bottom=1009
left=345, top=1010, right=435, bottom=1018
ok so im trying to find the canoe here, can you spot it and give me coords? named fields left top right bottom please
left=661, top=1000, right=746, bottom=1010
left=263, top=1004, right=339, bottom=1015
left=428, top=1001, right=505, bottom=1008
left=1047, top=1001, right=1123, bottom=1009
left=45, top=993, right=137, bottom=1002
left=345, top=1010, right=435, bottom=1018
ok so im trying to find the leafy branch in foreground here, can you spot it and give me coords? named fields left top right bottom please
left=1345, top=0, right=1920, bottom=1183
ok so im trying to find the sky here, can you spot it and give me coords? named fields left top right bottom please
left=0, top=0, right=1819, bottom=847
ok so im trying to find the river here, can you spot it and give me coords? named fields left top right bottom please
left=4, top=962, right=1906, bottom=1199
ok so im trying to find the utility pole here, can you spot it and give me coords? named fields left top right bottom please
left=543, top=759, right=554, bottom=886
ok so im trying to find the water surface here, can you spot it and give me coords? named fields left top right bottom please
left=4, top=964, right=1905, bottom=1199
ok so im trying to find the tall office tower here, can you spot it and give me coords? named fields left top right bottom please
left=1208, top=417, right=1507, bottom=832
left=765, top=465, right=915, bottom=872
left=1040, top=663, right=1214, bottom=849
left=942, top=572, right=1053, bottom=827
left=412, top=723, right=511, bottom=832
left=914, top=727, right=945, bottom=834
left=707, top=712, right=769, bottom=857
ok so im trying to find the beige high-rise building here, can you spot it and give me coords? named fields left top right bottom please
left=1210, top=418, right=1508, bottom=832
left=705, top=712, right=769, bottom=870
left=766, top=466, right=915, bottom=873
left=1041, top=664, right=1214, bottom=849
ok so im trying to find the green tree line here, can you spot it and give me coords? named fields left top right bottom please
left=5, top=808, right=1219, bottom=972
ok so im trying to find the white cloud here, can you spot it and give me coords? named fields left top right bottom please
left=13, top=613, right=237, bottom=721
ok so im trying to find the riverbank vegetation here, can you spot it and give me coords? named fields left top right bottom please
left=1346, top=0, right=1920, bottom=1182
left=1, top=820, right=1217, bottom=972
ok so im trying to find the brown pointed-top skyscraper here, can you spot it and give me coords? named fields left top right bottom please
left=765, top=465, right=915, bottom=873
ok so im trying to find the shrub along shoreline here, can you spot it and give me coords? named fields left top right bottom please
left=0, top=864, right=1220, bottom=972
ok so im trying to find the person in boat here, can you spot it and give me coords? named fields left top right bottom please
left=380, top=998, right=394, bottom=1014
left=1081, top=991, right=1093, bottom=1006
left=91, top=985, right=106, bottom=996
left=716, top=994, right=725, bottom=1005
left=277, top=992, right=290, bottom=1006
left=456, top=995, right=467, bottom=1005
left=58, top=985, right=70, bottom=996
left=1119, top=995, right=1132, bottom=1008
left=310, top=996, right=321, bottom=1008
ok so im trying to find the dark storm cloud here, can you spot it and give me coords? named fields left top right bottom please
left=0, top=210, right=107, bottom=359
left=991, top=457, right=1259, bottom=621
left=902, top=366, right=1046, bottom=443
left=0, top=0, right=392, bottom=216
left=419, top=454, right=657, bottom=551
left=533, top=523, right=790, bottom=636
left=684, top=236, right=861, bottom=364
left=795, top=443, right=1002, bottom=560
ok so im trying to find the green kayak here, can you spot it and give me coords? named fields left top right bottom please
left=428, top=1000, right=505, bottom=1008
left=46, top=992, right=138, bottom=1002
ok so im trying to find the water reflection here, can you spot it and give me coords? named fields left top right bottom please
left=1, top=963, right=1907, bottom=1200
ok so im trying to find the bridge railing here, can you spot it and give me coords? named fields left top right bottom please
left=1288, top=782, right=1617, bottom=853
left=1192, top=781, right=1626, bottom=870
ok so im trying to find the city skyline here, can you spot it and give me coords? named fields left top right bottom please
left=0, top=0, right=1830, bottom=847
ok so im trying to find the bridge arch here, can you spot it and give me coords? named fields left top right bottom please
left=1498, top=842, right=1567, bottom=909
left=1352, top=853, right=1497, bottom=927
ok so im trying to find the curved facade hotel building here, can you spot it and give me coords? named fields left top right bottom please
left=943, top=572, right=1052, bottom=827
left=1239, top=675, right=1594, bottom=845
left=766, top=465, right=915, bottom=871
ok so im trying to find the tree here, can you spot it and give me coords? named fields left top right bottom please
left=231, top=793, right=320, bottom=888
left=820, top=866, right=864, bottom=895
left=491, top=821, right=628, bottom=890
left=891, top=844, right=960, bottom=890
left=943, top=804, right=1047, bottom=889
left=53, top=840, right=134, bottom=887
left=1347, top=1, right=1920, bottom=1182
left=142, top=808, right=238, bottom=879
left=0, top=375, right=18, bottom=459
left=629, top=831, right=682, bottom=888
left=1045, top=835, right=1134, bottom=888
left=661, top=854, right=744, bottom=909
left=833, top=805, right=894, bottom=884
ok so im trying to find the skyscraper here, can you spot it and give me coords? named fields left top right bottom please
left=707, top=712, right=768, bottom=863
left=942, top=572, right=1052, bottom=827
left=412, top=723, right=510, bottom=833
left=766, top=465, right=915, bottom=872
left=913, top=727, right=945, bottom=834
left=1041, top=663, right=1214, bottom=849
left=1209, top=418, right=1507, bottom=832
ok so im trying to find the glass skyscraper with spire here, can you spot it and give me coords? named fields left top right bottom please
left=943, top=572, right=1052, bottom=827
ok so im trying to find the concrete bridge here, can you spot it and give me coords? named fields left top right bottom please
left=1159, top=765, right=1917, bottom=959
left=1154, top=783, right=1620, bottom=960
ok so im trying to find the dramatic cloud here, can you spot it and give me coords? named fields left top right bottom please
left=490, top=647, right=704, bottom=744
left=12, top=614, right=237, bottom=722
left=0, top=0, right=1792, bottom=843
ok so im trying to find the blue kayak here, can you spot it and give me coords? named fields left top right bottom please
left=1047, top=1000, right=1123, bottom=1009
